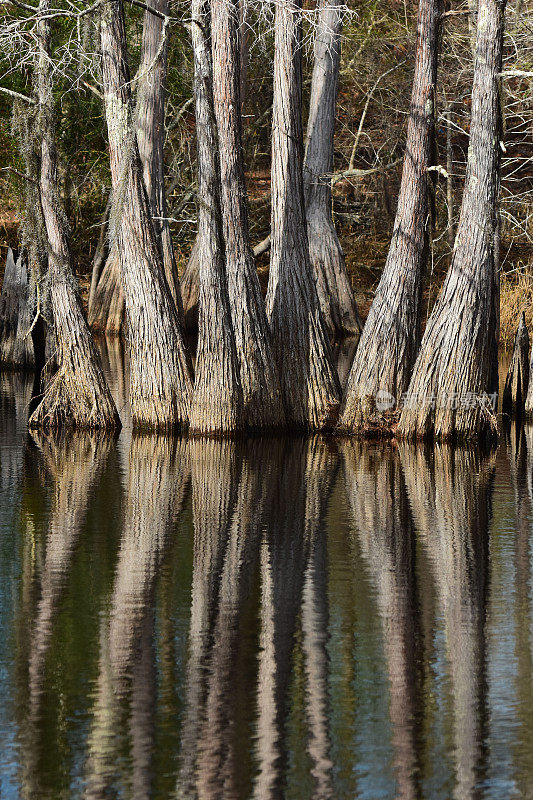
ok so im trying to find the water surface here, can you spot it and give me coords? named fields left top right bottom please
left=0, top=350, right=532, bottom=799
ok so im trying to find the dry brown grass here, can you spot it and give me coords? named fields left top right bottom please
left=500, top=264, right=533, bottom=348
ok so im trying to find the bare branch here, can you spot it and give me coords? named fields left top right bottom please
left=0, top=85, right=35, bottom=104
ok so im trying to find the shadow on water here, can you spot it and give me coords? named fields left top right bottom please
left=3, top=352, right=533, bottom=799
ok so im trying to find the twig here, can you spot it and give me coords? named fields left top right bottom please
left=0, top=166, right=38, bottom=183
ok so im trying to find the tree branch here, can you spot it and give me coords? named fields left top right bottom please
left=331, top=158, right=402, bottom=186
left=1, top=166, right=38, bottom=183
left=0, top=85, right=36, bottom=104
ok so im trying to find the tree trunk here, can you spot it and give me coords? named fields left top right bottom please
left=87, top=247, right=125, bottom=335
left=0, top=248, right=35, bottom=370
left=136, top=0, right=184, bottom=319
left=180, top=7, right=251, bottom=337
left=445, top=103, right=455, bottom=251
left=523, top=338, right=533, bottom=418
left=180, top=239, right=200, bottom=332
left=304, top=0, right=361, bottom=339
left=89, top=1, right=185, bottom=336
left=100, top=0, right=193, bottom=431
left=87, top=197, right=126, bottom=336
left=503, top=311, right=529, bottom=416
left=29, top=1, right=119, bottom=432
left=211, top=0, right=284, bottom=428
left=87, top=194, right=111, bottom=315
left=188, top=0, right=243, bottom=433
left=266, top=0, right=340, bottom=430
left=338, top=0, right=442, bottom=432
left=398, top=0, right=505, bottom=441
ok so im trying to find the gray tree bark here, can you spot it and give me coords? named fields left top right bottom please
left=398, top=0, right=505, bottom=441
left=503, top=311, right=529, bottom=416
left=87, top=247, right=125, bottom=335
left=29, top=1, right=119, bottom=432
left=136, top=0, right=184, bottom=317
left=266, top=0, right=341, bottom=430
left=89, top=1, right=184, bottom=335
left=338, top=0, right=442, bottom=432
left=304, top=0, right=361, bottom=339
left=211, top=0, right=285, bottom=428
left=181, top=3, right=251, bottom=337
left=0, top=248, right=35, bottom=370
left=188, top=0, right=243, bottom=433
left=180, top=239, right=200, bottom=332
left=99, top=0, right=193, bottom=431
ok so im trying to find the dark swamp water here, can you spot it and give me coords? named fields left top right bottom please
left=1, top=340, right=533, bottom=800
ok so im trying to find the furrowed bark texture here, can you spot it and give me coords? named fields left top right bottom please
left=0, top=249, right=35, bottom=370
left=398, top=0, right=505, bottom=441
left=29, top=1, right=119, bottom=432
left=503, top=312, right=529, bottom=416
left=87, top=248, right=125, bottom=335
left=211, top=0, right=284, bottom=429
left=136, top=0, right=184, bottom=318
left=100, top=0, right=193, bottom=431
left=179, top=12, right=250, bottom=336
left=338, top=0, right=441, bottom=431
left=188, top=0, right=243, bottom=433
left=304, top=0, right=361, bottom=339
left=89, top=0, right=184, bottom=335
left=267, top=0, right=341, bottom=430
left=180, top=240, right=200, bottom=332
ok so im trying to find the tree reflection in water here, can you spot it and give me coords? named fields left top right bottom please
left=8, top=362, right=532, bottom=800
left=399, top=442, right=494, bottom=800
left=18, top=432, right=113, bottom=800
left=84, top=435, right=190, bottom=800
left=341, top=440, right=422, bottom=800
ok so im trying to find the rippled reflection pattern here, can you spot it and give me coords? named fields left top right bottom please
left=2, top=373, right=533, bottom=799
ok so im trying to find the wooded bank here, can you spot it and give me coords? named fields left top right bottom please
left=0, top=0, right=531, bottom=439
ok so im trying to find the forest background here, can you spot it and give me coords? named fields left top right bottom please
left=0, top=0, right=531, bottom=345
